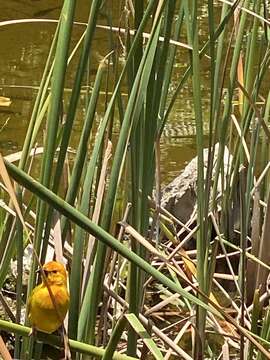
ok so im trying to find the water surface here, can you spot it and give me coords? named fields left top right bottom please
left=0, top=1, right=211, bottom=184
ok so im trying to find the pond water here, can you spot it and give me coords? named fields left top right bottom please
left=0, top=1, right=212, bottom=184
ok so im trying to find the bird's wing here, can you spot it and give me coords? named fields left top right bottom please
left=27, top=284, right=42, bottom=320
left=54, top=286, right=70, bottom=307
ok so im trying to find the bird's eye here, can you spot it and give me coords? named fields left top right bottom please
left=52, top=270, right=58, bottom=274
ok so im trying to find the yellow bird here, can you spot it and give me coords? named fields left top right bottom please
left=28, top=261, right=70, bottom=334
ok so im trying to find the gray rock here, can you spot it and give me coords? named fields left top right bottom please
left=161, top=144, right=232, bottom=224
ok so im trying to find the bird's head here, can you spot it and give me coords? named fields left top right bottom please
left=40, top=261, right=67, bottom=286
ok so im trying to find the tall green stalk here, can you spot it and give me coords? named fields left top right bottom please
left=186, top=0, right=206, bottom=357
left=21, top=1, right=76, bottom=357
left=77, top=0, right=164, bottom=347
left=212, top=0, right=250, bottom=203
left=127, top=0, right=144, bottom=354
left=41, top=0, right=103, bottom=257
left=67, top=61, right=106, bottom=340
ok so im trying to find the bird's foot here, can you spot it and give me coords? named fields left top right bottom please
left=28, top=326, right=37, bottom=337
left=58, top=325, right=71, bottom=360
